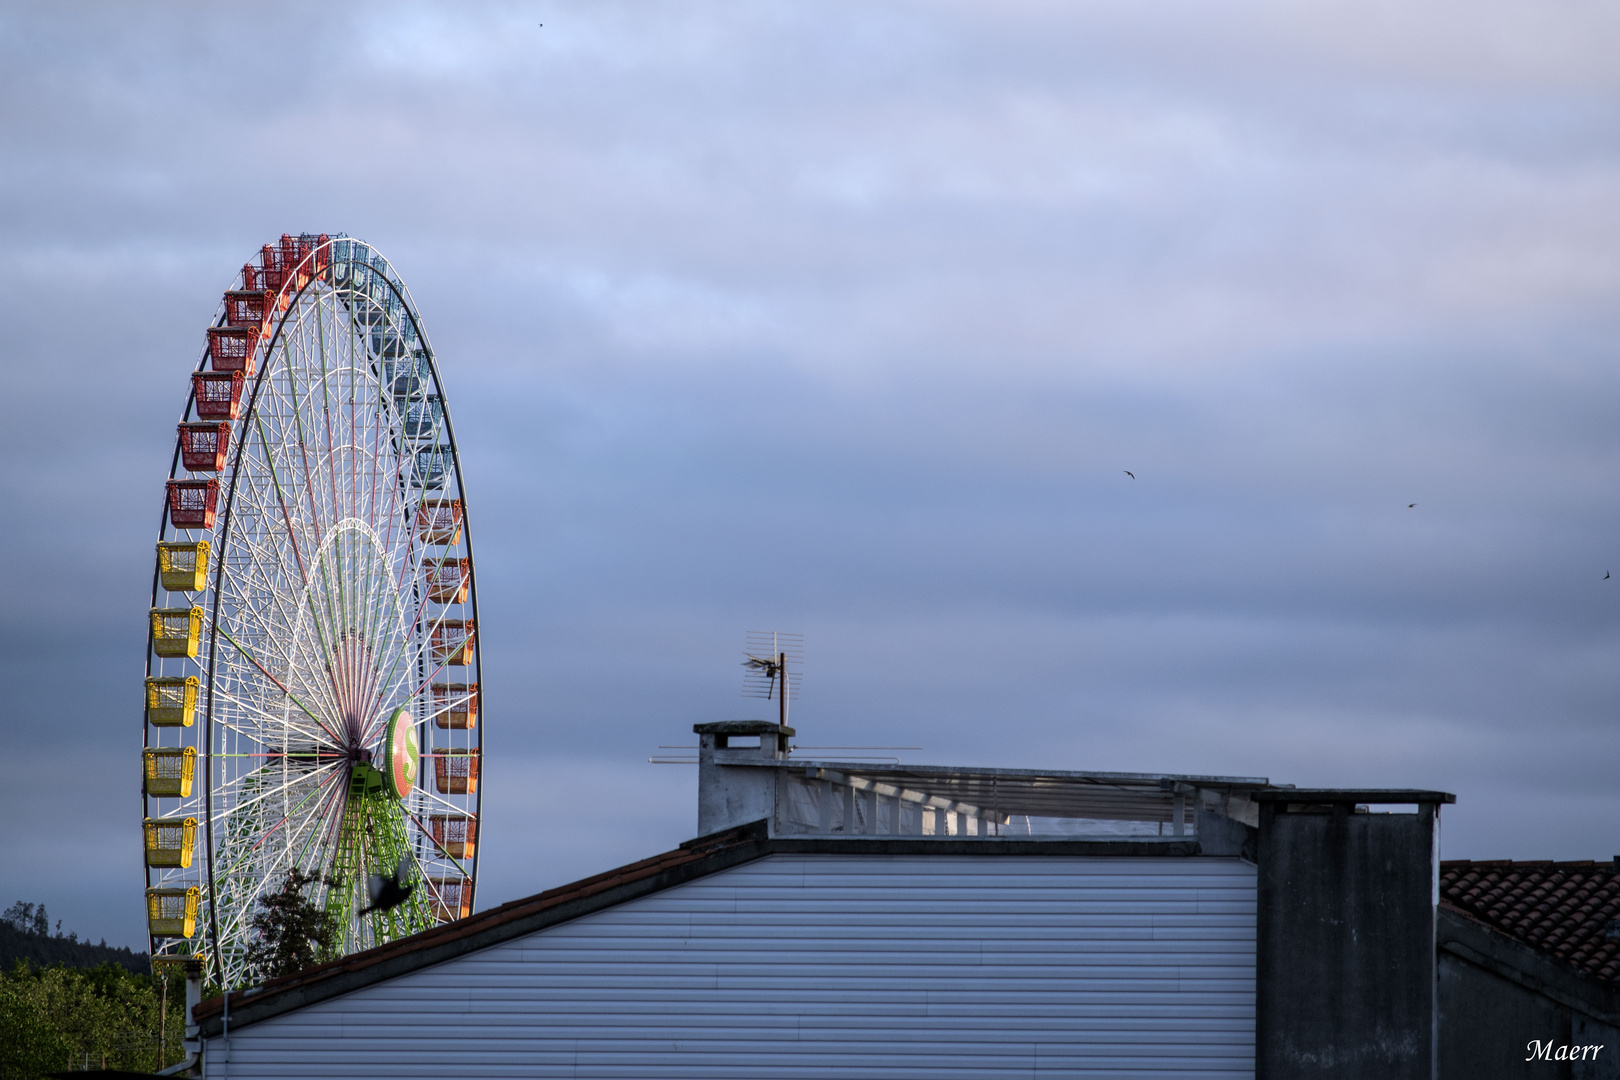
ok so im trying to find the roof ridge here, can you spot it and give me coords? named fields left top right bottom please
left=1442, top=859, right=1615, bottom=870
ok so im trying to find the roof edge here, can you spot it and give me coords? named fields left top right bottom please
left=1439, top=902, right=1620, bottom=1023
left=734, top=760, right=1271, bottom=786
left=1253, top=788, right=1455, bottom=804
left=195, top=820, right=773, bottom=1036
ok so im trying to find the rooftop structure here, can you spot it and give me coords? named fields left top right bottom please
left=694, top=719, right=1449, bottom=855
left=174, top=716, right=1463, bottom=1080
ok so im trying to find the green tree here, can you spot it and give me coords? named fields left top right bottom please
left=0, top=904, right=48, bottom=939
left=0, top=962, right=186, bottom=1079
left=245, top=868, right=335, bottom=982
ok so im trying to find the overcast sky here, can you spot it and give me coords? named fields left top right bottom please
left=3, top=0, right=1619, bottom=949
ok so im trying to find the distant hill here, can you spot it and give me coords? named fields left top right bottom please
left=0, top=921, right=147, bottom=975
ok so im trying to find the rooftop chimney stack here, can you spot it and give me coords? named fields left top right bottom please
left=694, top=720, right=793, bottom=836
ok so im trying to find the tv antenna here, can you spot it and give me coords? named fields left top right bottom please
left=743, top=631, right=802, bottom=728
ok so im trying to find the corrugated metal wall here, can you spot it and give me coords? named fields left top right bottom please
left=207, top=854, right=1255, bottom=1079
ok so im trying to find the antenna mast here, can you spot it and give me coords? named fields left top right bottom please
left=743, top=631, right=802, bottom=728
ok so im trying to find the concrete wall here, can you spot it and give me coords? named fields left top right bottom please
left=1437, top=907, right=1620, bottom=1080
left=1439, top=951, right=1572, bottom=1079
left=1256, top=798, right=1439, bottom=1080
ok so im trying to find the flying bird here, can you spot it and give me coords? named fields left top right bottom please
left=1123, top=471, right=1135, bottom=479
left=1606, top=572, right=1611, bottom=580
left=359, top=857, right=414, bottom=916
left=1408, top=504, right=1416, bottom=509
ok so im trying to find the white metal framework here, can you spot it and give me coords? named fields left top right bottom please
left=143, top=235, right=482, bottom=987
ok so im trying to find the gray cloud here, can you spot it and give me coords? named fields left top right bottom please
left=3, top=0, right=1618, bottom=947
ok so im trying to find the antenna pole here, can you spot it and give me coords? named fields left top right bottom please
left=779, top=650, right=788, bottom=729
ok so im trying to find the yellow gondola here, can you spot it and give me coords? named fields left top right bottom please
left=143, top=816, right=197, bottom=868
left=146, top=888, right=200, bottom=938
left=150, top=607, right=203, bottom=659
left=146, top=676, right=199, bottom=727
left=156, top=541, right=211, bottom=593
left=143, top=747, right=197, bottom=798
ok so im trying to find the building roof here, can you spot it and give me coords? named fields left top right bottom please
left=193, top=818, right=1200, bottom=1037
left=1440, top=859, right=1620, bottom=980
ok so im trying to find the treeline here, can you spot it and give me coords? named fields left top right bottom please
left=0, top=876, right=344, bottom=1079
left=0, top=920, right=146, bottom=977
left=0, top=962, right=188, bottom=1079
left=0, top=902, right=184, bottom=1080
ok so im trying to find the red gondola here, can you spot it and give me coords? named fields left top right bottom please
left=428, top=876, right=473, bottom=922
left=223, top=290, right=276, bottom=328
left=207, top=326, right=259, bottom=374
left=166, top=479, right=219, bottom=529
left=429, top=815, right=477, bottom=858
left=434, top=750, right=479, bottom=795
left=178, top=422, right=231, bottom=472
left=244, top=249, right=282, bottom=291
left=430, top=620, right=475, bottom=665
left=302, top=233, right=331, bottom=277
left=431, top=682, right=478, bottom=729
left=425, top=558, right=471, bottom=604
left=415, top=498, right=463, bottom=545
left=192, top=371, right=244, bottom=421
left=244, top=233, right=334, bottom=293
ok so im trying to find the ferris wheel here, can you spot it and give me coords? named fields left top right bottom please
left=142, top=235, right=482, bottom=987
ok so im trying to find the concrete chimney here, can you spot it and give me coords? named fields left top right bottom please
left=694, top=720, right=792, bottom=836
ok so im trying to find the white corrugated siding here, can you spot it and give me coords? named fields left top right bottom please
left=206, top=854, right=1255, bottom=1079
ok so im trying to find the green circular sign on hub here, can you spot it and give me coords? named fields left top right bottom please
left=382, top=708, right=420, bottom=800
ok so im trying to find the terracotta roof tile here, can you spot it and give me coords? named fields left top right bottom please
left=1440, top=859, right=1620, bottom=980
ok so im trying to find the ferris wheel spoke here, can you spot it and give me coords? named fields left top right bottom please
left=286, top=784, right=349, bottom=888
left=240, top=418, right=353, bottom=726
left=413, top=782, right=479, bottom=821
left=217, top=576, right=306, bottom=665
left=279, top=367, right=356, bottom=722
left=215, top=634, right=340, bottom=741
left=398, top=802, right=471, bottom=878
left=198, top=707, right=302, bottom=751
left=216, top=767, right=346, bottom=874
left=209, top=784, right=344, bottom=948
left=218, top=535, right=350, bottom=730
left=206, top=697, right=329, bottom=754
left=210, top=761, right=344, bottom=824
left=249, top=411, right=314, bottom=589
left=356, top=579, right=415, bottom=728
left=215, top=624, right=345, bottom=744
left=365, top=599, right=459, bottom=724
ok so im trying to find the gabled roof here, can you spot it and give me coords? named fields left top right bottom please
left=194, top=819, right=1200, bottom=1037
left=1440, top=859, right=1620, bottom=980
left=193, top=821, right=771, bottom=1036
